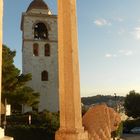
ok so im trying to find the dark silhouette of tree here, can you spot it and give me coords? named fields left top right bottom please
left=2, top=45, right=39, bottom=112
left=124, top=90, right=140, bottom=118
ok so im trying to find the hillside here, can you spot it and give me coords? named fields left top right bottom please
left=81, top=95, right=125, bottom=105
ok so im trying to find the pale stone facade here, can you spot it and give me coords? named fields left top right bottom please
left=21, top=0, right=59, bottom=112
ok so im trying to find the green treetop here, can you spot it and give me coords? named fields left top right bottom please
left=124, top=90, right=140, bottom=118
left=2, top=45, right=39, bottom=112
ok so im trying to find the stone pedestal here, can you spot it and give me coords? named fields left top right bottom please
left=0, top=137, right=13, bottom=140
left=0, top=128, right=4, bottom=138
left=56, top=129, right=88, bottom=140
left=0, top=128, right=13, bottom=140
left=55, top=0, right=88, bottom=140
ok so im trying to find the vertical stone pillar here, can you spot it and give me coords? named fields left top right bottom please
left=0, top=0, right=4, bottom=137
left=0, top=0, right=3, bottom=126
left=0, top=1, right=13, bottom=139
left=55, top=0, right=88, bottom=140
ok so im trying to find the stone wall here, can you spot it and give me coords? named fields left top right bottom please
left=21, top=10, right=59, bottom=112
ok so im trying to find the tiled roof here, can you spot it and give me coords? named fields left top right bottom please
left=27, top=0, right=49, bottom=12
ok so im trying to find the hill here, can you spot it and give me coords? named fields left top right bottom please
left=81, top=95, right=125, bottom=106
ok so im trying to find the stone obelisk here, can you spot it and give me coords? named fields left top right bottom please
left=0, top=0, right=3, bottom=127
left=55, top=0, right=88, bottom=140
left=0, top=0, right=4, bottom=138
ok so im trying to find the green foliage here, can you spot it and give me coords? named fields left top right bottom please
left=5, top=125, right=55, bottom=140
left=116, top=122, right=123, bottom=137
left=123, top=118, right=140, bottom=130
left=111, top=122, right=123, bottom=139
left=2, top=45, right=20, bottom=95
left=124, top=90, right=140, bottom=118
left=2, top=45, right=39, bottom=112
left=82, top=106, right=88, bottom=116
left=6, top=115, right=29, bottom=125
left=5, top=111, right=60, bottom=140
left=6, top=111, right=59, bottom=128
left=9, top=86, right=39, bottom=108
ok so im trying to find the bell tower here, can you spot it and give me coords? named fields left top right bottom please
left=21, top=0, right=59, bottom=112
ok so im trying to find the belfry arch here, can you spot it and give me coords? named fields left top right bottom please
left=34, top=22, right=48, bottom=40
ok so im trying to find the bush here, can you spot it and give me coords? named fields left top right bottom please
left=111, top=122, right=123, bottom=139
left=5, top=125, right=55, bottom=140
left=116, top=122, right=123, bottom=137
left=5, top=111, right=60, bottom=140
left=6, top=115, right=29, bottom=125
left=123, top=118, right=140, bottom=131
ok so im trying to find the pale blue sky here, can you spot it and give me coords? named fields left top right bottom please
left=3, top=0, right=140, bottom=97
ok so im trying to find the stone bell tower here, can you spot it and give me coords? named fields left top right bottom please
left=21, top=0, right=59, bottom=112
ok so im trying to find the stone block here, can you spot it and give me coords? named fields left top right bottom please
left=0, top=128, right=13, bottom=140
left=0, top=136, right=13, bottom=140
left=0, top=128, right=4, bottom=138
left=55, top=129, right=88, bottom=140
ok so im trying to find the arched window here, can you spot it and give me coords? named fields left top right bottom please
left=41, top=71, right=48, bottom=81
left=34, top=22, right=48, bottom=40
left=33, top=43, right=39, bottom=56
left=44, top=44, right=50, bottom=56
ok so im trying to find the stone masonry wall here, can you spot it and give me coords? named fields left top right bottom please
left=22, top=11, right=59, bottom=112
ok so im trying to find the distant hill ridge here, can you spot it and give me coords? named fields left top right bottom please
left=81, top=95, right=125, bottom=105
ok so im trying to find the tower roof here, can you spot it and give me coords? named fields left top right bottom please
left=27, top=0, right=49, bottom=12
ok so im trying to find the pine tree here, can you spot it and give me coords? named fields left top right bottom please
left=2, top=45, right=39, bottom=112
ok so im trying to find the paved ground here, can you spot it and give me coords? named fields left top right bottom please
left=122, top=134, right=140, bottom=140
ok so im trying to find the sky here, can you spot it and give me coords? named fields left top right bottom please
left=3, top=0, right=140, bottom=97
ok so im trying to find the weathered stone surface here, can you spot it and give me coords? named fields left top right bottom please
left=55, top=129, right=88, bottom=140
left=83, top=104, right=121, bottom=140
left=0, top=129, right=13, bottom=140
left=0, top=0, right=3, bottom=118
left=55, top=0, right=88, bottom=139
left=0, top=136, right=13, bottom=140
left=108, top=107, right=121, bottom=132
left=21, top=0, right=59, bottom=112
left=0, top=128, right=4, bottom=139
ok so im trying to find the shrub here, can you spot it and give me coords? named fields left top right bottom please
left=111, top=122, right=123, bottom=139
left=123, top=118, right=140, bottom=131
left=116, top=122, right=123, bottom=137
left=5, top=111, right=60, bottom=140
left=5, top=125, right=55, bottom=140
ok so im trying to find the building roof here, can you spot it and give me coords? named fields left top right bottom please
left=27, top=0, right=49, bottom=12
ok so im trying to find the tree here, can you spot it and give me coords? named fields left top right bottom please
left=124, top=90, right=140, bottom=118
left=2, top=45, right=39, bottom=112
